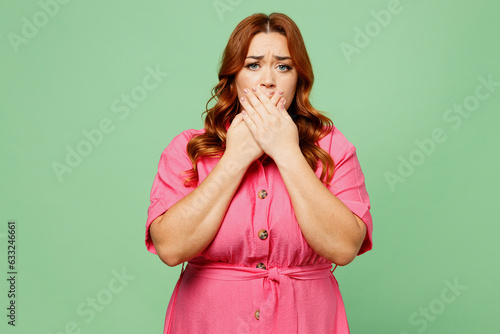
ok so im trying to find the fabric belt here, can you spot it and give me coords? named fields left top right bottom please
left=181, top=261, right=337, bottom=333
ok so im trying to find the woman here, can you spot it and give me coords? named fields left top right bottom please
left=145, top=12, right=373, bottom=334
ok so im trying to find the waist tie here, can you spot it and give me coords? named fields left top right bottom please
left=183, top=261, right=337, bottom=333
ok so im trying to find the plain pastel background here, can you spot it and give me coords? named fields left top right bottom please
left=1, top=0, right=499, bottom=333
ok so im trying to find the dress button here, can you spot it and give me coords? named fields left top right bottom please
left=256, top=263, right=267, bottom=269
left=254, top=310, right=260, bottom=320
left=258, top=190, right=267, bottom=199
left=258, top=229, right=268, bottom=240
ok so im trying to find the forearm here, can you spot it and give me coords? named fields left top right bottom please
left=275, top=148, right=365, bottom=266
left=150, top=155, right=248, bottom=266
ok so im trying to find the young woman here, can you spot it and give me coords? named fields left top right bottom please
left=145, top=12, right=373, bottom=333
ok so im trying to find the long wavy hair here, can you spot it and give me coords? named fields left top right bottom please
left=181, top=12, right=335, bottom=187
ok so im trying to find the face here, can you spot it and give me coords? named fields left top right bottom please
left=234, top=32, right=298, bottom=112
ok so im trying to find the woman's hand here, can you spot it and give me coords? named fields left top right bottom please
left=224, top=112, right=263, bottom=168
left=239, top=87, right=300, bottom=163
left=225, top=89, right=285, bottom=168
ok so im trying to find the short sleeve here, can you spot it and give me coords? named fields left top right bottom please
left=323, top=127, right=373, bottom=255
left=145, top=130, right=197, bottom=255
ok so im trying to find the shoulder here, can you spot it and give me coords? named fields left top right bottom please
left=317, top=124, right=356, bottom=156
left=164, top=128, right=205, bottom=151
left=156, top=128, right=206, bottom=166
left=173, top=127, right=205, bottom=144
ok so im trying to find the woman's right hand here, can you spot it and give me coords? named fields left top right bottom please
left=225, top=90, right=284, bottom=168
left=225, top=112, right=264, bottom=168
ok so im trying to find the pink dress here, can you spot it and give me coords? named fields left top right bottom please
left=145, top=123, right=373, bottom=334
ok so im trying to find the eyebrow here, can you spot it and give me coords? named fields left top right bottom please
left=246, top=55, right=292, bottom=61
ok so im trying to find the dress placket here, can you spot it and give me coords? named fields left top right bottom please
left=253, top=159, right=271, bottom=327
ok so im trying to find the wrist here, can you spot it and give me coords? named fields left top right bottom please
left=219, top=153, right=250, bottom=175
left=273, top=146, right=304, bottom=170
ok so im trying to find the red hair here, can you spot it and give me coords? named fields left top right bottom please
left=181, top=12, right=335, bottom=187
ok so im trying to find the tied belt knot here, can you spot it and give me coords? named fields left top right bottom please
left=267, top=266, right=280, bottom=282
left=179, top=261, right=337, bottom=333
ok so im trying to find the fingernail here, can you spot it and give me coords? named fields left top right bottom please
left=269, top=90, right=274, bottom=95
left=240, top=96, right=245, bottom=102
left=243, top=89, right=249, bottom=94
left=251, top=86, right=257, bottom=92
left=278, top=89, right=284, bottom=95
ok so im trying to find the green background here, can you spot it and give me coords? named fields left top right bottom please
left=1, top=0, right=499, bottom=333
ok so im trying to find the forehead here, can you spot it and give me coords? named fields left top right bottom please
left=247, top=32, right=290, bottom=56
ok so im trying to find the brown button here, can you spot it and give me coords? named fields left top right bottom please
left=256, top=263, right=266, bottom=269
left=254, top=309, right=260, bottom=320
left=258, top=229, right=268, bottom=240
left=258, top=190, right=267, bottom=199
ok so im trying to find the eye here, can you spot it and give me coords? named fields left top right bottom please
left=244, top=62, right=293, bottom=72
left=245, top=63, right=260, bottom=70
left=277, top=64, right=292, bottom=71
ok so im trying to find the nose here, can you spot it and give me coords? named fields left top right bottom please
left=259, top=67, right=276, bottom=90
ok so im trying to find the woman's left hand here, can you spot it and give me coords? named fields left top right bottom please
left=240, top=86, right=300, bottom=163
